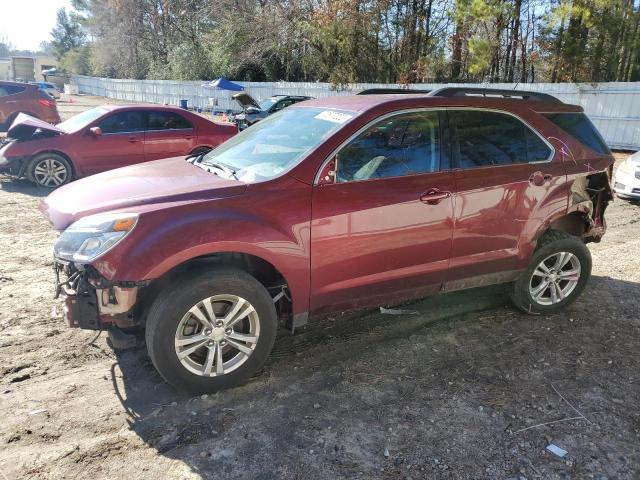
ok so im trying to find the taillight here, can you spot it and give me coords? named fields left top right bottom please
left=38, top=98, right=56, bottom=108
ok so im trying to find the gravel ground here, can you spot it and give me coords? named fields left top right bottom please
left=0, top=96, right=639, bottom=479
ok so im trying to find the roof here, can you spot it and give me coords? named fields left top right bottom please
left=99, top=103, right=195, bottom=112
left=294, top=92, right=581, bottom=114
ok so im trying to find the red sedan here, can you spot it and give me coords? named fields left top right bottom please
left=0, top=104, right=237, bottom=187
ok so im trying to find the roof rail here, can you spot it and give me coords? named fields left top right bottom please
left=428, top=87, right=562, bottom=104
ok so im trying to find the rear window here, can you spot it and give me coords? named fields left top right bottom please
left=544, top=113, right=610, bottom=155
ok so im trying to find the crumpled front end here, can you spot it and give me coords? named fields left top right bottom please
left=55, top=261, right=147, bottom=330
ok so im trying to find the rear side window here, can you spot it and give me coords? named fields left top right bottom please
left=337, top=111, right=441, bottom=182
left=451, top=110, right=551, bottom=168
left=543, top=113, right=610, bottom=155
left=0, top=85, right=26, bottom=97
left=147, top=111, right=192, bottom=130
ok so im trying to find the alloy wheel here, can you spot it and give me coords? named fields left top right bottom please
left=528, top=251, right=581, bottom=306
left=174, top=294, right=260, bottom=377
left=33, top=158, right=68, bottom=187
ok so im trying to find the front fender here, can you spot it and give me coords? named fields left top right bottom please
left=93, top=179, right=312, bottom=312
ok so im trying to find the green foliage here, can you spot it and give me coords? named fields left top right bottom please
left=50, top=8, right=86, bottom=60
left=59, top=46, right=92, bottom=75
left=51, top=0, right=640, bottom=84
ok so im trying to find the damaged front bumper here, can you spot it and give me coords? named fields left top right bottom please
left=54, top=260, right=147, bottom=330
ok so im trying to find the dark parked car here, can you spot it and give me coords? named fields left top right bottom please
left=41, top=88, right=613, bottom=393
left=0, top=80, right=61, bottom=131
left=0, top=104, right=237, bottom=187
left=29, top=81, right=61, bottom=99
left=232, top=93, right=312, bottom=129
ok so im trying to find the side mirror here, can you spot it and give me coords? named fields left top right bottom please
left=245, top=107, right=260, bottom=114
left=89, top=126, right=102, bottom=137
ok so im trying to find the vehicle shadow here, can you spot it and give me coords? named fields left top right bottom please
left=0, top=177, right=51, bottom=197
left=107, top=274, right=640, bottom=478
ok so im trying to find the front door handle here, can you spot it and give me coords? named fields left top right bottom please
left=529, top=171, right=553, bottom=186
left=420, top=188, right=452, bottom=205
left=128, top=136, right=140, bottom=143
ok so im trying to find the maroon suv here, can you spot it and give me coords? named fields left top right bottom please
left=0, top=81, right=61, bottom=130
left=41, top=88, right=614, bottom=393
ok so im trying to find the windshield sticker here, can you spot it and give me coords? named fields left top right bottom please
left=314, top=110, right=353, bottom=124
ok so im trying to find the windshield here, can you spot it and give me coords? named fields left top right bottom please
left=258, top=98, right=277, bottom=111
left=57, top=107, right=109, bottom=133
left=201, top=107, right=356, bottom=182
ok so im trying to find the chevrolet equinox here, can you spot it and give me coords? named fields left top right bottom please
left=41, top=88, right=614, bottom=393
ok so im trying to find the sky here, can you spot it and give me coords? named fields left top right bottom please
left=0, top=0, right=73, bottom=51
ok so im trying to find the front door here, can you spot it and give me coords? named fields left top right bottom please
left=446, top=109, right=567, bottom=287
left=310, top=110, right=455, bottom=314
left=79, top=110, right=146, bottom=174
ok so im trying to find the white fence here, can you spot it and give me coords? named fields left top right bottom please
left=72, top=75, right=640, bottom=150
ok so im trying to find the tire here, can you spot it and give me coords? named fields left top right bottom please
left=511, top=230, right=592, bottom=315
left=27, top=152, right=73, bottom=188
left=145, top=268, right=278, bottom=393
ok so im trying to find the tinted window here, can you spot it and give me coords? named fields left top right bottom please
left=0, top=85, right=26, bottom=96
left=525, top=128, right=552, bottom=162
left=270, top=100, right=293, bottom=112
left=544, top=113, right=610, bottom=155
left=452, top=111, right=528, bottom=167
left=337, top=111, right=440, bottom=182
left=99, top=111, right=144, bottom=134
left=147, top=110, right=192, bottom=130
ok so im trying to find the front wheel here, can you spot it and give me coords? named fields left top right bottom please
left=27, top=153, right=73, bottom=188
left=145, top=268, right=278, bottom=393
left=511, top=231, right=592, bottom=314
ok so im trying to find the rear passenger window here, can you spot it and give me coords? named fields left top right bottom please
left=336, top=111, right=441, bottom=182
left=543, top=113, right=610, bottom=155
left=525, top=128, right=552, bottom=162
left=0, top=85, right=26, bottom=96
left=451, top=110, right=551, bottom=168
left=147, top=111, right=192, bottom=130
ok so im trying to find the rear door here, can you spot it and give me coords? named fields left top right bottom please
left=143, top=110, right=196, bottom=161
left=446, top=109, right=566, bottom=288
left=310, top=110, right=455, bottom=314
left=77, top=110, right=145, bottom=174
left=0, top=84, right=27, bottom=125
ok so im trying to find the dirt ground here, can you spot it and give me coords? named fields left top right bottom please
left=1, top=96, right=639, bottom=480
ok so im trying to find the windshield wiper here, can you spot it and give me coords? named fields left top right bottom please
left=186, top=152, right=206, bottom=164
left=205, top=161, right=238, bottom=179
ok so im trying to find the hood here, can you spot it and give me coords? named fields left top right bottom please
left=232, top=92, right=261, bottom=110
left=8, top=113, right=65, bottom=140
left=40, top=157, right=247, bottom=230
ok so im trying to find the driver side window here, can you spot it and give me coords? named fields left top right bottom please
left=336, top=111, right=441, bottom=182
left=99, top=111, right=144, bottom=134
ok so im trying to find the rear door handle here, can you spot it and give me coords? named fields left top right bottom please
left=128, top=136, right=140, bottom=143
left=420, top=189, right=452, bottom=205
left=529, top=171, right=553, bottom=186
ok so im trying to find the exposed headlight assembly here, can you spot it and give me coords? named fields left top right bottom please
left=54, top=213, right=138, bottom=263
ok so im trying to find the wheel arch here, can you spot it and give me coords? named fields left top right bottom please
left=136, top=251, right=294, bottom=328
left=29, top=150, right=76, bottom=178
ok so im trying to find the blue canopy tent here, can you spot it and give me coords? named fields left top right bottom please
left=202, top=78, right=244, bottom=91
left=201, top=78, right=244, bottom=114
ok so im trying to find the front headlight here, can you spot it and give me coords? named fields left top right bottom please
left=54, top=213, right=138, bottom=263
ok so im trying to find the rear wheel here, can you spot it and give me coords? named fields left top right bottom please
left=511, top=231, right=592, bottom=314
left=145, top=268, right=278, bottom=393
left=27, top=152, right=72, bottom=188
